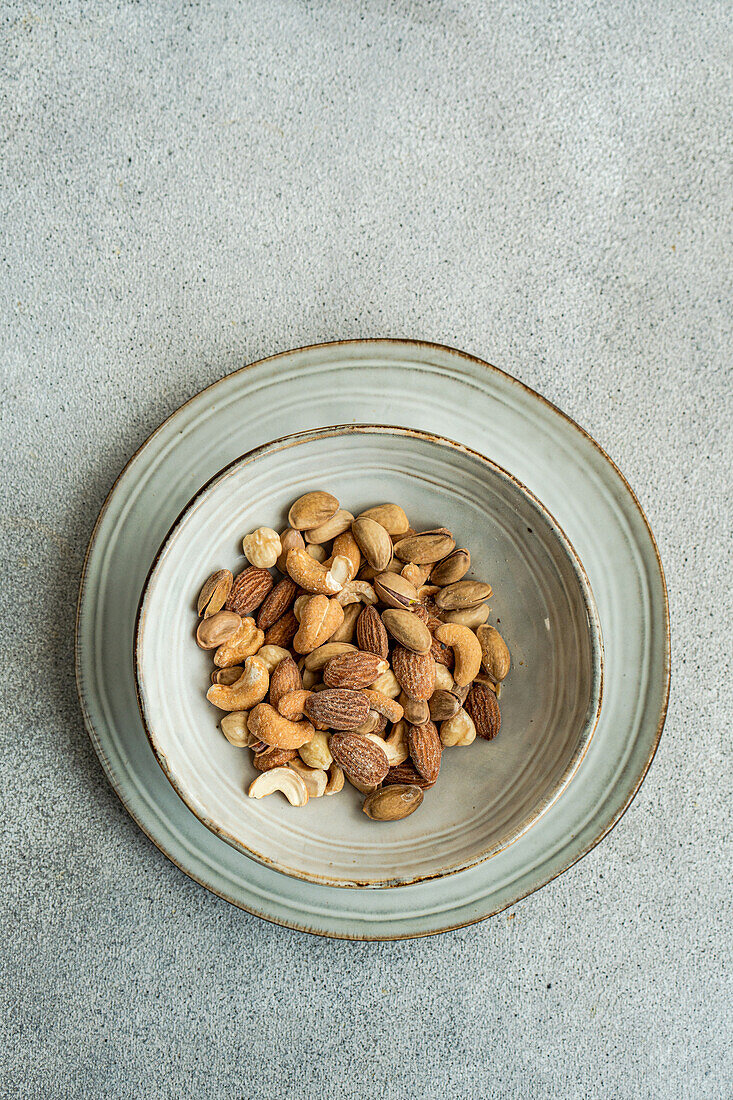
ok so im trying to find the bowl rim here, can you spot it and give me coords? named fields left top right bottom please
left=134, top=423, right=604, bottom=889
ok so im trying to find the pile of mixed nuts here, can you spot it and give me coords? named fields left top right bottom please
left=195, top=491, right=510, bottom=821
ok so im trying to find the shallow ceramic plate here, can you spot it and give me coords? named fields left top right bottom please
left=75, top=340, right=669, bottom=938
left=136, top=426, right=603, bottom=887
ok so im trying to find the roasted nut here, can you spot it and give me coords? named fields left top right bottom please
left=262, top=609, right=298, bottom=648
left=277, top=689, right=314, bottom=722
left=370, top=669, right=402, bottom=699
left=381, top=608, right=433, bottom=654
left=256, top=578, right=297, bottom=630
left=293, top=595, right=345, bottom=654
left=476, top=624, right=511, bottom=682
left=362, top=784, right=423, bottom=821
left=393, top=529, right=455, bottom=564
left=305, top=509, right=354, bottom=543
left=433, top=663, right=455, bottom=691
left=214, top=616, right=264, bottom=667
left=384, top=719, right=409, bottom=765
left=286, top=548, right=344, bottom=595
left=323, top=651, right=387, bottom=688
left=253, top=746, right=298, bottom=771
left=276, top=527, right=305, bottom=572
left=439, top=604, right=491, bottom=629
left=331, top=531, right=361, bottom=580
left=434, top=623, right=482, bottom=686
left=304, top=688, right=370, bottom=730
left=288, top=759, right=328, bottom=798
left=301, top=668, right=319, bottom=689
left=430, top=549, right=471, bottom=586
left=212, top=665, right=244, bottom=686
left=407, top=720, right=442, bottom=783
left=336, top=580, right=377, bottom=607
left=352, top=711, right=383, bottom=735
left=288, top=491, right=340, bottom=531
left=268, top=656, right=302, bottom=708
left=440, top=708, right=476, bottom=747
left=360, top=689, right=404, bottom=723
left=373, top=572, right=420, bottom=610
left=330, top=733, right=390, bottom=786
left=248, top=703, right=315, bottom=749
left=356, top=604, right=389, bottom=658
left=399, top=693, right=430, bottom=725
left=255, top=644, right=292, bottom=673
left=434, top=579, right=493, bottom=611
left=293, top=594, right=310, bottom=621
left=465, top=682, right=501, bottom=740
left=303, top=641, right=357, bottom=671
left=324, top=762, right=345, bottom=795
left=391, top=646, right=436, bottom=700
left=351, top=517, right=393, bottom=571
left=226, top=567, right=274, bottom=616
left=206, top=655, right=270, bottom=711
left=306, top=543, right=328, bottom=563
left=197, top=569, right=233, bottom=617
left=196, top=610, right=242, bottom=649
left=220, top=710, right=256, bottom=747
left=428, top=689, right=462, bottom=722
left=356, top=503, right=410, bottom=535
left=298, top=730, right=332, bottom=770
left=330, top=601, right=361, bottom=643
left=383, top=761, right=436, bottom=790
left=400, top=562, right=431, bottom=588
left=242, top=526, right=281, bottom=569
left=248, top=767, right=309, bottom=806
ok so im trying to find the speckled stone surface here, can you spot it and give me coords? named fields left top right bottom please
left=1, top=2, right=731, bottom=1097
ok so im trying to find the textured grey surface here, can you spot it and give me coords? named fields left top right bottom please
left=1, top=1, right=731, bottom=1097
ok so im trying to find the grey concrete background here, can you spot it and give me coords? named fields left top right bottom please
left=1, top=1, right=730, bottom=1097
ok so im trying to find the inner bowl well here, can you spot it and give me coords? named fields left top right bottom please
left=135, top=426, right=603, bottom=888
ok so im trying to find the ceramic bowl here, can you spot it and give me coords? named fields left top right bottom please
left=135, top=425, right=603, bottom=888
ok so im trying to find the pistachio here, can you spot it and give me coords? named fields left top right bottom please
left=476, top=624, right=511, bottom=681
left=196, top=610, right=242, bottom=649
left=351, top=517, right=393, bottom=571
left=288, top=491, right=340, bottom=531
left=430, top=549, right=471, bottom=586
left=362, top=784, right=423, bottom=821
left=197, top=570, right=233, bottom=617
left=440, top=603, right=491, bottom=629
left=355, top=503, right=410, bottom=536
left=304, top=509, right=354, bottom=543
left=393, top=529, right=455, bottom=564
left=373, top=572, right=420, bottom=610
left=381, top=608, right=433, bottom=654
left=434, top=580, right=493, bottom=610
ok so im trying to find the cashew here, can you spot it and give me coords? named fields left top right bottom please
left=304, top=645, right=355, bottom=675
left=206, top=656, right=270, bottom=711
left=286, top=547, right=343, bottom=595
left=352, top=711, right=382, bottom=735
left=435, top=623, right=483, bottom=686
left=255, top=644, right=292, bottom=673
left=331, top=531, right=361, bottom=579
left=433, top=663, right=455, bottom=691
left=293, top=595, right=345, bottom=654
left=329, top=601, right=361, bottom=643
left=325, top=763, right=345, bottom=795
left=298, top=730, right=332, bottom=770
left=242, top=526, right=281, bottom=569
left=214, top=616, right=265, bottom=667
left=360, top=688, right=404, bottom=723
left=306, top=543, right=328, bottom=563
left=440, top=708, right=476, bottom=747
left=220, top=710, right=258, bottom=747
left=288, top=759, right=328, bottom=798
left=336, top=580, right=377, bottom=607
left=248, top=766, right=309, bottom=806
left=370, top=669, right=401, bottom=699
left=384, top=719, right=409, bottom=766
left=293, top=594, right=310, bottom=621
left=364, top=732, right=406, bottom=768
left=277, top=689, right=313, bottom=722
left=248, top=703, right=315, bottom=749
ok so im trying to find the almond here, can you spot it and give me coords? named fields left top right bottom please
left=268, top=656, right=302, bottom=710
left=356, top=605, right=389, bottom=658
left=330, top=733, right=389, bottom=786
left=434, top=579, right=493, bottom=610
left=465, top=681, right=502, bottom=740
left=381, top=609, right=432, bottom=654
left=263, top=609, right=298, bottom=648
left=323, top=651, right=385, bottom=689
left=393, top=529, right=455, bottom=564
left=391, top=645, right=436, bottom=701
left=407, top=720, right=442, bottom=783
left=351, top=517, right=394, bottom=571
left=382, top=761, right=436, bottom=790
left=304, top=688, right=370, bottom=730
left=430, top=632, right=455, bottom=670
left=225, top=567, right=274, bottom=616
left=256, top=578, right=297, bottom=630
left=253, top=746, right=298, bottom=771
left=288, top=491, right=340, bottom=531
left=362, top=784, right=423, bottom=820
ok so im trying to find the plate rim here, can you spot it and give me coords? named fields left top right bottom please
left=134, top=422, right=605, bottom=889
left=75, top=338, right=670, bottom=939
